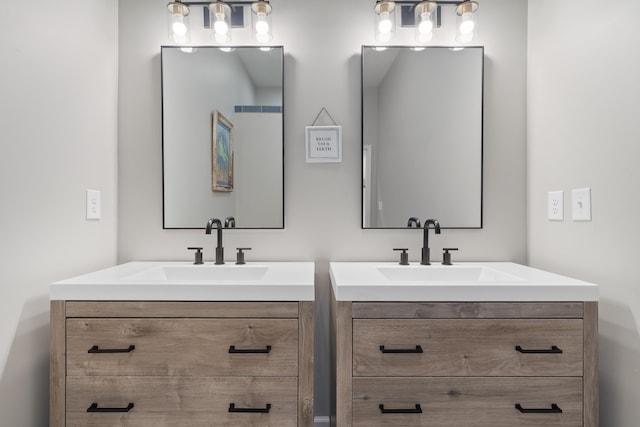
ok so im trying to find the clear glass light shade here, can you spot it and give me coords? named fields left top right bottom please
left=251, top=1, right=273, bottom=44
left=209, top=2, right=232, bottom=43
left=414, top=1, right=436, bottom=43
left=167, top=2, right=190, bottom=43
left=374, top=0, right=395, bottom=43
left=455, top=1, right=478, bottom=43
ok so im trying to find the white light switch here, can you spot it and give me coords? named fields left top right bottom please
left=86, top=190, right=101, bottom=220
left=547, top=191, right=564, bottom=221
left=572, top=187, right=591, bottom=221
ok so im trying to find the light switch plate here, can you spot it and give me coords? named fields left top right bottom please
left=572, top=187, right=591, bottom=221
left=86, top=189, right=101, bottom=220
left=547, top=191, right=564, bottom=221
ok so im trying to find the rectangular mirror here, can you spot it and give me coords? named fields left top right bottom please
left=362, top=46, right=484, bottom=229
left=162, top=46, right=284, bottom=229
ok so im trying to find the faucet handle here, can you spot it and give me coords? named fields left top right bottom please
left=393, top=248, right=410, bottom=266
left=187, top=247, right=204, bottom=265
left=442, top=248, right=458, bottom=265
left=236, top=247, right=252, bottom=265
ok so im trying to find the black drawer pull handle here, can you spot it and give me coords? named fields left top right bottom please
left=515, top=403, right=563, bottom=414
left=88, top=345, right=135, bottom=354
left=379, top=404, right=423, bottom=414
left=379, top=345, right=423, bottom=354
left=228, top=345, right=272, bottom=354
left=87, top=403, right=134, bottom=413
left=228, top=403, right=272, bottom=413
left=515, top=345, right=563, bottom=354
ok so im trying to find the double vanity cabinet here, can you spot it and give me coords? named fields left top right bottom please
left=330, top=262, right=599, bottom=427
left=49, top=262, right=315, bottom=427
left=51, top=261, right=599, bottom=427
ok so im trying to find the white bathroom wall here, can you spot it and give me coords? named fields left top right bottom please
left=527, top=1, right=640, bottom=425
left=0, top=0, right=118, bottom=425
left=118, top=0, right=528, bottom=418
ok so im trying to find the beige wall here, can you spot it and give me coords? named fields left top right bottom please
left=0, top=0, right=118, bottom=425
left=118, top=0, right=528, bottom=418
left=527, top=1, right=640, bottom=425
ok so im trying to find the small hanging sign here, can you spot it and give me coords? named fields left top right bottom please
left=305, top=107, right=342, bottom=163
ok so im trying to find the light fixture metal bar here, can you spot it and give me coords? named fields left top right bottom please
left=199, top=3, right=245, bottom=30
left=400, top=4, right=441, bottom=28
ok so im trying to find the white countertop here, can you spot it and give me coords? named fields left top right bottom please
left=330, top=262, right=598, bottom=302
left=51, top=261, right=315, bottom=301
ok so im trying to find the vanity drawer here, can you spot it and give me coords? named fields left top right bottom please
left=352, top=377, right=583, bottom=427
left=353, top=319, right=583, bottom=377
left=67, top=318, right=298, bottom=376
left=65, top=376, right=298, bottom=427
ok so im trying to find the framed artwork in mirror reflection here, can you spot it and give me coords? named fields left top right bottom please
left=212, top=110, right=234, bottom=192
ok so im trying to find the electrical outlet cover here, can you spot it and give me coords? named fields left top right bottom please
left=548, top=191, right=564, bottom=221
left=86, top=189, right=101, bottom=220
left=572, top=187, right=591, bottom=221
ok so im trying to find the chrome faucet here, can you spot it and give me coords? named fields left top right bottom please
left=205, top=218, right=224, bottom=264
left=421, top=219, right=441, bottom=265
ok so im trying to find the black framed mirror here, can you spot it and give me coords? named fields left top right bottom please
left=362, top=46, right=484, bottom=229
left=162, top=46, right=284, bottom=229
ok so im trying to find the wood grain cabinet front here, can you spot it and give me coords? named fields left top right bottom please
left=51, top=301, right=314, bottom=427
left=353, top=318, right=583, bottom=377
left=331, top=300, right=598, bottom=427
left=66, top=377, right=298, bottom=427
left=67, top=318, right=299, bottom=377
left=352, top=377, right=583, bottom=427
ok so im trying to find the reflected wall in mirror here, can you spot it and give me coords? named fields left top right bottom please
left=362, top=46, right=484, bottom=229
left=162, top=46, right=284, bottom=229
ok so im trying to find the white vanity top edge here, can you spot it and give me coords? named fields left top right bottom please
left=51, top=261, right=315, bottom=301
left=329, top=261, right=599, bottom=302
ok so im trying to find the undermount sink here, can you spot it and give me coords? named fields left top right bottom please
left=124, top=264, right=270, bottom=282
left=377, top=265, right=523, bottom=283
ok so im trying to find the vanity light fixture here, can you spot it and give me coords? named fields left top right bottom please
left=167, top=1, right=191, bottom=43
left=251, top=0, right=273, bottom=43
left=209, top=1, right=232, bottom=43
left=414, top=1, right=437, bottom=43
left=455, top=1, right=478, bottom=43
left=166, top=0, right=274, bottom=44
left=373, top=0, right=478, bottom=44
left=374, top=0, right=396, bottom=42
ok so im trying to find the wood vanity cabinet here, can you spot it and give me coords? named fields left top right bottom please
left=50, top=301, right=314, bottom=427
left=331, top=297, right=598, bottom=427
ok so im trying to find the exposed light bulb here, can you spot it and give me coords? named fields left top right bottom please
left=418, top=17, right=433, bottom=35
left=459, top=13, right=475, bottom=34
left=378, top=11, right=392, bottom=34
left=255, top=12, right=269, bottom=34
left=214, top=13, right=229, bottom=35
left=172, top=13, right=187, bottom=36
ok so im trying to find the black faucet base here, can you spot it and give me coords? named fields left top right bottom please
left=421, top=248, right=431, bottom=266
